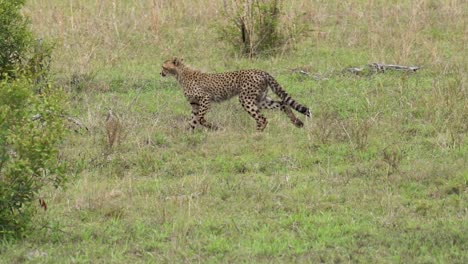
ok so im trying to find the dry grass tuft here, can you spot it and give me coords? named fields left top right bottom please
left=105, top=109, right=122, bottom=150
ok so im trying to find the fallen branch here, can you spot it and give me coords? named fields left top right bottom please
left=369, top=63, right=420, bottom=72
left=291, top=62, right=421, bottom=80
left=290, top=68, right=329, bottom=80
left=61, top=115, right=89, bottom=132
left=31, top=113, right=88, bottom=132
left=346, top=67, right=365, bottom=74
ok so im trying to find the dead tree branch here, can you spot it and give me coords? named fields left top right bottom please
left=368, top=63, right=420, bottom=72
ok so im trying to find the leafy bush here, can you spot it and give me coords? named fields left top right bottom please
left=0, top=0, right=66, bottom=238
left=0, top=77, right=66, bottom=238
left=0, top=0, right=33, bottom=77
left=219, top=0, right=307, bottom=57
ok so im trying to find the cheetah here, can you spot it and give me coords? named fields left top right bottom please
left=160, top=57, right=311, bottom=131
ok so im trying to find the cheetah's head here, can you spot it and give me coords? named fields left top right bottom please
left=161, top=57, right=183, bottom=77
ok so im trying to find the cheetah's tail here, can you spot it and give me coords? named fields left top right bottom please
left=264, top=72, right=311, bottom=117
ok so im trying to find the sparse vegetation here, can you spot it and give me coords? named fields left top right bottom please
left=219, top=0, right=306, bottom=57
left=1, top=0, right=466, bottom=263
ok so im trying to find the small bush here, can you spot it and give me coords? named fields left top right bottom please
left=0, top=77, right=66, bottom=238
left=219, top=0, right=307, bottom=57
left=0, top=0, right=66, bottom=238
left=0, top=0, right=33, bottom=77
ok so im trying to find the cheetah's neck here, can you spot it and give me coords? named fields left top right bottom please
left=176, top=65, right=200, bottom=84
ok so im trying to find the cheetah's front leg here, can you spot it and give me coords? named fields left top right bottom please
left=192, top=97, right=218, bottom=131
left=189, top=102, right=200, bottom=131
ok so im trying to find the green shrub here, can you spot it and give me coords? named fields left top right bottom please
left=0, top=0, right=66, bottom=238
left=0, top=77, right=66, bottom=238
left=0, top=0, right=33, bottom=77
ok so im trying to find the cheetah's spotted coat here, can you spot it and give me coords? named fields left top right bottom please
left=161, top=58, right=311, bottom=131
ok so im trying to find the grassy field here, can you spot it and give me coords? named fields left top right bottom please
left=1, top=0, right=467, bottom=263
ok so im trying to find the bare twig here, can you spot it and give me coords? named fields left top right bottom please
left=126, top=86, right=143, bottom=110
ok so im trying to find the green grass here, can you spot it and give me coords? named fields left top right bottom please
left=1, top=0, right=467, bottom=263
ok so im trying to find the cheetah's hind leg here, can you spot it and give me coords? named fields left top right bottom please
left=240, top=95, right=268, bottom=131
left=257, top=97, right=304, bottom=128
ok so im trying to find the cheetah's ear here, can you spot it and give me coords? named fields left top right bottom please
left=172, top=57, right=184, bottom=66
